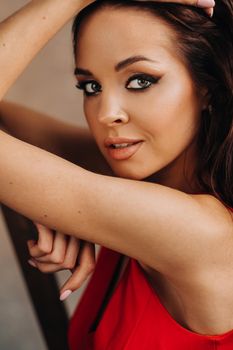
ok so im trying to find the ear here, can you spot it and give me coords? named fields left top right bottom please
left=200, top=87, right=211, bottom=110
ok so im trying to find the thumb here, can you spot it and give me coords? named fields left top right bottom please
left=153, top=0, right=215, bottom=8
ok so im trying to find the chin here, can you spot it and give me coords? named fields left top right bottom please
left=110, top=164, right=159, bottom=182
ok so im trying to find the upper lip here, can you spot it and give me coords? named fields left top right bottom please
left=104, top=137, right=143, bottom=148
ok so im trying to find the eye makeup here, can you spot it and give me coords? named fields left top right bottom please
left=76, top=80, right=101, bottom=96
left=125, top=73, right=160, bottom=91
left=76, top=72, right=160, bottom=96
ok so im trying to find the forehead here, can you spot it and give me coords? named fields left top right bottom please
left=76, top=7, right=179, bottom=67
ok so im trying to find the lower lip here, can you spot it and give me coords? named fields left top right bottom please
left=106, top=142, right=143, bottom=160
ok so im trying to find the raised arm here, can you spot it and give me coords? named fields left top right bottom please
left=1, top=130, right=232, bottom=279
left=0, top=0, right=215, bottom=101
left=0, top=0, right=93, bottom=100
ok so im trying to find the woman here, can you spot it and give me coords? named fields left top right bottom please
left=0, top=0, right=232, bottom=348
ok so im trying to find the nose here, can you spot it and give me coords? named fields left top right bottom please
left=97, top=97, right=129, bottom=127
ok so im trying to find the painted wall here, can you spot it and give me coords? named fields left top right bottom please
left=0, top=1, right=92, bottom=349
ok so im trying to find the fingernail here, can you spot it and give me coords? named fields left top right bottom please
left=205, top=7, right=214, bottom=17
left=34, top=223, right=42, bottom=229
left=197, top=0, right=215, bottom=8
left=28, top=259, right=37, bottom=268
left=27, top=240, right=36, bottom=247
left=60, top=290, right=72, bottom=301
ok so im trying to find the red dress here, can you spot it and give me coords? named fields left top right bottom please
left=69, top=210, right=233, bottom=350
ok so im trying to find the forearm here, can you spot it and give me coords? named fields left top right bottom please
left=0, top=130, right=122, bottom=256
left=0, top=100, right=114, bottom=174
left=0, top=130, right=115, bottom=241
left=0, top=0, right=89, bottom=100
left=1, top=129, right=219, bottom=275
left=0, top=129, right=89, bottom=234
left=0, top=100, right=79, bottom=155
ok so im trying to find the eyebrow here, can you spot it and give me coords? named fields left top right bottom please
left=74, top=55, right=158, bottom=76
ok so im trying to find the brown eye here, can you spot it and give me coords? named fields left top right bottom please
left=76, top=80, right=102, bottom=96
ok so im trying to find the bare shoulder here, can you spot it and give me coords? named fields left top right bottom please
left=138, top=194, right=233, bottom=293
left=181, top=193, right=233, bottom=272
left=190, top=193, right=233, bottom=230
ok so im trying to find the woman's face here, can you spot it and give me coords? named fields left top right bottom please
left=75, top=7, right=205, bottom=191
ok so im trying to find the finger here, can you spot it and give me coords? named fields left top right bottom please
left=28, top=224, right=54, bottom=258
left=77, top=242, right=96, bottom=267
left=27, top=239, right=45, bottom=258
left=62, top=236, right=80, bottom=270
left=28, top=257, right=67, bottom=273
left=27, top=239, right=37, bottom=251
left=28, top=258, right=37, bottom=268
left=37, top=224, right=54, bottom=253
left=34, top=232, right=67, bottom=264
left=204, top=7, right=214, bottom=17
left=28, top=237, right=81, bottom=273
left=60, top=242, right=96, bottom=301
left=195, top=0, right=215, bottom=8
left=151, top=0, right=215, bottom=8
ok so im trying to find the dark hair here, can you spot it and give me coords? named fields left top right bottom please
left=72, top=0, right=233, bottom=209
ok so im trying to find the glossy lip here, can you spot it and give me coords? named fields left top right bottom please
left=105, top=140, right=144, bottom=160
left=104, top=137, right=143, bottom=148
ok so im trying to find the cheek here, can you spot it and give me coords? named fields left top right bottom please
left=84, top=102, right=96, bottom=131
left=134, top=78, right=200, bottom=135
left=84, top=102, right=104, bottom=147
left=130, top=86, right=201, bottom=162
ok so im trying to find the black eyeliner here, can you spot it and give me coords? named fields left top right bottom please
left=76, top=80, right=101, bottom=96
left=125, top=73, right=159, bottom=88
left=76, top=73, right=159, bottom=96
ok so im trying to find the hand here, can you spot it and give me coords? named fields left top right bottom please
left=140, top=0, right=215, bottom=17
left=27, top=223, right=96, bottom=301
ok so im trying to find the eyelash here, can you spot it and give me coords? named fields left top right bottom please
left=75, top=73, right=159, bottom=97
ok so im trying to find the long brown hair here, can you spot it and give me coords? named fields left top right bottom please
left=72, top=0, right=233, bottom=208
